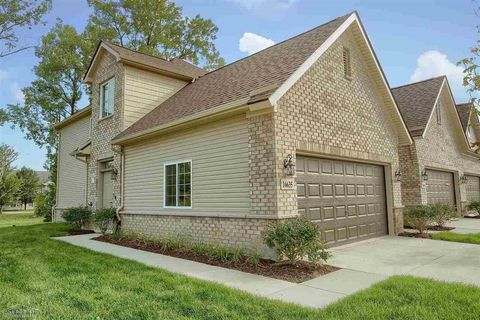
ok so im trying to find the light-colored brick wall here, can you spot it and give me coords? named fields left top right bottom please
left=399, top=85, right=480, bottom=212
left=121, top=213, right=280, bottom=256
left=88, top=51, right=124, bottom=210
left=273, top=28, right=404, bottom=231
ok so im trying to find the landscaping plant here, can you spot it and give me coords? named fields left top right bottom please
left=93, top=208, right=117, bottom=235
left=431, top=204, right=456, bottom=227
left=263, top=217, right=330, bottom=264
left=61, top=206, right=92, bottom=230
left=467, top=201, right=480, bottom=214
left=404, top=205, right=436, bottom=234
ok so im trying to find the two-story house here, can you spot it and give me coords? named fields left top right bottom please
left=54, top=11, right=480, bottom=254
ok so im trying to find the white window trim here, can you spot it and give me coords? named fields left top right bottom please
left=163, top=160, right=193, bottom=209
left=100, top=78, right=115, bottom=119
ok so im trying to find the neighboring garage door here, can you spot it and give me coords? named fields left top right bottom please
left=296, top=156, right=388, bottom=247
left=466, top=175, right=480, bottom=203
left=425, top=169, right=456, bottom=205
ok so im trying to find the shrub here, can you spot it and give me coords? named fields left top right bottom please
left=467, top=201, right=480, bottom=214
left=431, top=204, right=456, bottom=227
left=404, top=205, right=436, bottom=234
left=62, top=206, right=92, bottom=230
left=33, top=194, right=48, bottom=217
left=93, top=208, right=117, bottom=235
left=263, top=217, right=330, bottom=264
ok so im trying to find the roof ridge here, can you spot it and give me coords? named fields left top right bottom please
left=456, top=102, right=473, bottom=107
left=195, top=11, right=355, bottom=80
left=103, top=41, right=171, bottom=62
left=391, top=75, right=446, bottom=91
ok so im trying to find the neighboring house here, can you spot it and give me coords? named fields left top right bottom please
left=5, top=170, right=51, bottom=210
left=58, top=11, right=464, bottom=253
left=393, top=76, right=480, bottom=213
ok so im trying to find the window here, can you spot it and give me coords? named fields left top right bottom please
left=100, top=78, right=115, bottom=118
left=436, top=101, right=442, bottom=124
left=467, top=123, right=475, bottom=143
left=164, top=161, right=192, bottom=208
left=343, top=47, right=352, bottom=79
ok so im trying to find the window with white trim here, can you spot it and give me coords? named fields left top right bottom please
left=164, top=161, right=192, bottom=208
left=100, top=78, right=115, bottom=119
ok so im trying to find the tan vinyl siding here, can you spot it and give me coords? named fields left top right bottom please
left=123, top=66, right=187, bottom=129
left=124, top=115, right=250, bottom=215
left=57, top=116, right=90, bottom=209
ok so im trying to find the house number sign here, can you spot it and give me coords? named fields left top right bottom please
left=281, top=178, right=296, bottom=190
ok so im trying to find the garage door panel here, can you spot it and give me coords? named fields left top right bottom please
left=297, top=156, right=388, bottom=247
left=466, top=175, right=480, bottom=203
left=426, top=169, right=455, bottom=205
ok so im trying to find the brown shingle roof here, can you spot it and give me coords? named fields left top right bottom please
left=103, top=42, right=207, bottom=79
left=391, top=76, right=445, bottom=137
left=114, top=12, right=353, bottom=141
left=456, top=103, right=473, bottom=132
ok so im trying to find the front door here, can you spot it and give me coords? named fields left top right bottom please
left=100, top=160, right=114, bottom=208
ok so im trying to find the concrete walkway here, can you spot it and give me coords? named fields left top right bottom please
left=55, top=234, right=384, bottom=309
left=446, top=217, right=480, bottom=234
left=55, top=221, right=480, bottom=309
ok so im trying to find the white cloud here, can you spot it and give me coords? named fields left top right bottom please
left=239, top=32, right=275, bottom=55
left=410, top=50, right=467, bottom=100
left=10, top=82, right=24, bottom=103
left=225, top=0, right=297, bottom=12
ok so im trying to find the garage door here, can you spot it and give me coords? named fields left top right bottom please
left=425, top=169, right=455, bottom=205
left=296, top=156, right=388, bottom=246
left=466, top=175, right=480, bottom=203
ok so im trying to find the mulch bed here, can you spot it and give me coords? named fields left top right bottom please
left=68, top=229, right=96, bottom=236
left=94, top=235, right=339, bottom=283
left=404, top=225, right=455, bottom=231
left=399, top=232, right=432, bottom=239
left=464, top=215, right=480, bottom=219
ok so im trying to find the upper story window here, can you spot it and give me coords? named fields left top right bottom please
left=467, top=123, right=475, bottom=143
left=343, top=47, right=352, bottom=79
left=164, top=160, right=192, bottom=208
left=100, top=78, right=115, bottom=119
left=435, top=101, right=442, bottom=124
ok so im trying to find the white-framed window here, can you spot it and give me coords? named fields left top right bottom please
left=436, top=101, right=442, bottom=124
left=164, top=160, right=192, bottom=208
left=467, top=123, right=475, bottom=143
left=100, top=78, right=115, bottom=119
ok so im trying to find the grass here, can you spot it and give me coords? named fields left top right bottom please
left=432, top=232, right=480, bottom=245
left=0, top=210, right=44, bottom=228
left=1, top=224, right=480, bottom=319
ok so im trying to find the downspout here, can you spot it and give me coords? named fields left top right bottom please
left=115, top=146, right=125, bottom=233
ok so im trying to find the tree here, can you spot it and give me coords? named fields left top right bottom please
left=0, top=144, right=20, bottom=213
left=0, top=0, right=52, bottom=58
left=15, top=166, right=40, bottom=210
left=84, top=0, right=225, bottom=69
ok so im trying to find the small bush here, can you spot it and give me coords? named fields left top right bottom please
left=467, top=201, right=480, bottom=214
left=62, top=206, right=92, bottom=230
left=33, top=194, right=48, bottom=217
left=404, top=205, right=436, bottom=234
left=431, top=204, right=456, bottom=227
left=263, top=217, right=330, bottom=264
left=93, top=208, right=117, bottom=235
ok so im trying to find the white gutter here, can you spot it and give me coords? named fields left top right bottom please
left=115, top=147, right=125, bottom=232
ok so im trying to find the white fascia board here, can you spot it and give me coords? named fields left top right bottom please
left=268, top=13, right=357, bottom=108
left=422, top=78, right=445, bottom=139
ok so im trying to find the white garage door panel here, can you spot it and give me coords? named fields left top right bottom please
left=466, top=175, right=480, bottom=203
left=425, top=169, right=455, bottom=205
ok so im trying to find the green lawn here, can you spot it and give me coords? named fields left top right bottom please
left=432, top=232, right=480, bottom=245
left=0, top=210, right=44, bottom=228
left=1, top=224, right=480, bottom=319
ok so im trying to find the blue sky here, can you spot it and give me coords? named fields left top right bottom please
left=0, top=0, right=477, bottom=170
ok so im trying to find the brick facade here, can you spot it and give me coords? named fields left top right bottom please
left=87, top=51, right=124, bottom=210
left=273, top=28, right=404, bottom=233
left=399, top=86, right=480, bottom=213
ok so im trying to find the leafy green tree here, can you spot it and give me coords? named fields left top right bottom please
left=15, top=166, right=40, bottom=210
left=0, top=144, right=20, bottom=213
left=0, top=0, right=52, bottom=57
left=84, top=0, right=225, bottom=69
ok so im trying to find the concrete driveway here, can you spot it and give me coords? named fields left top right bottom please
left=329, top=225, right=480, bottom=286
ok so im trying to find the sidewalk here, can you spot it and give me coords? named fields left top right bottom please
left=55, top=234, right=386, bottom=309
